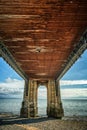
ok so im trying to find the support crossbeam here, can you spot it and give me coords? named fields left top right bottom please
left=56, top=30, right=87, bottom=81
left=0, top=41, right=28, bottom=81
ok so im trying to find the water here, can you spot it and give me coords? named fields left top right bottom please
left=0, top=98, right=87, bottom=117
left=0, top=98, right=23, bottom=115
left=38, top=99, right=47, bottom=116
left=62, top=99, right=87, bottom=116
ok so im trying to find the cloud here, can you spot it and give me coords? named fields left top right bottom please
left=60, top=80, right=87, bottom=85
left=38, top=84, right=87, bottom=100
left=38, top=86, right=47, bottom=99
left=0, top=78, right=24, bottom=98
left=0, top=78, right=87, bottom=99
left=60, top=80, right=87, bottom=99
left=60, top=88, right=87, bottom=99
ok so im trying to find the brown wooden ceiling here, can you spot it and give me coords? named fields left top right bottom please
left=0, top=0, right=87, bottom=80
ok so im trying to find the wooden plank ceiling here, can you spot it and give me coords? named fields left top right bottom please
left=0, top=0, right=87, bottom=80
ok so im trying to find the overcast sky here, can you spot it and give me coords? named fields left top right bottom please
left=0, top=50, right=87, bottom=99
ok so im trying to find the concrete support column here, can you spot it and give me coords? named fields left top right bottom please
left=21, top=79, right=38, bottom=118
left=28, top=80, right=38, bottom=117
left=47, top=80, right=64, bottom=118
left=20, top=80, right=29, bottom=118
left=21, top=79, right=63, bottom=118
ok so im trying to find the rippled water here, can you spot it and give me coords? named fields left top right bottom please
left=62, top=99, right=87, bottom=116
left=0, top=98, right=87, bottom=117
left=0, top=98, right=22, bottom=115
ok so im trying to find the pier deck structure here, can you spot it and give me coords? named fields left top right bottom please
left=0, top=0, right=87, bottom=118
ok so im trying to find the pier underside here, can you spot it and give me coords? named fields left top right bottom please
left=0, top=0, right=87, bottom=118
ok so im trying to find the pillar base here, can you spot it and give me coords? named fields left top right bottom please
left=48, top=109, right=63, bottom=118
left=47, top=103, right=64, bottom=118
left=29, top=108, right=37, bottom=117
left=20, top=107, right=38, bottom=118
left=20, top=107, right=28, bottom=118
left=20, top=101, right=29, bottom=118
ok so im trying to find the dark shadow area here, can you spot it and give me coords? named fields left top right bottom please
left=0, top=116, right=55, bottom=126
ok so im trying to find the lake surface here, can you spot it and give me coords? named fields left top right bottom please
left=0, top=98, right=87, bottom=117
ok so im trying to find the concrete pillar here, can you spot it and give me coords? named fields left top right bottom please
left=20, top=80, right=29, bottom=118
left=20, top=79, right=38, bottom=118
left=28, top=80, right=38, bottom=117
left=47, top=80, right=64, bottom=118
left=21, top=79, right=63, bottom=118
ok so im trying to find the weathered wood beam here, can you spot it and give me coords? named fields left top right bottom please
left=56, top=29, right=87, bottom=81
left=0, top=41, right=28, bottom=81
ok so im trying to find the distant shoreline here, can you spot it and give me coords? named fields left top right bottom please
left=0, top=97, right=87, bottom=100
left=0, top=98, right=22, bottom=99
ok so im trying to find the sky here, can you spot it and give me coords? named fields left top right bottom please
left=0, top=50, right=87, bottom=99
left=61, top=50, right=87, bottom=80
